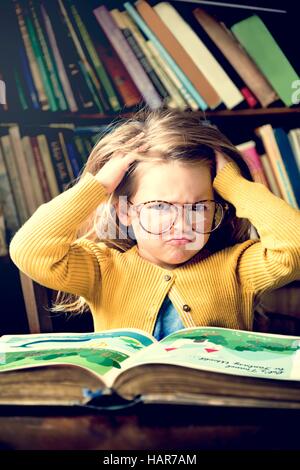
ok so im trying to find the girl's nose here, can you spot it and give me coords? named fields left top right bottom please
left=171, top=207, right=193, bottom=236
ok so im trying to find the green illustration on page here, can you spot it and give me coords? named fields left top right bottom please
left=0, top=329, right=155, bottom=377
left=124, top=327, right=300, bottom=380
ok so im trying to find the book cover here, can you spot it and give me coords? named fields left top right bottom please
left=231, top=15, right=299, bottom=107
left=1, top=327, right=300, bottom=409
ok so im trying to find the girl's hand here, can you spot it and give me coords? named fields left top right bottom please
left=94, top=132, right=148, bottom=194
left=215, top=151, right=232, bottom=175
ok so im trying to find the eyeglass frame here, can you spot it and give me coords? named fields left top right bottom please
left=127, top=198, right=230, bottom=235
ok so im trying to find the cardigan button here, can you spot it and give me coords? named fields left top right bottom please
left=163, top=274, right=172, bottom=281
left=183, top=304, right=191, bottom=312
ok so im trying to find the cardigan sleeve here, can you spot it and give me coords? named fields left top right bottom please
left=9, top=172, right=110, bottom=300
left=213, top=161, right=300, bottom=295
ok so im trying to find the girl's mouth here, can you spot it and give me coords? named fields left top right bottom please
left=166, top=238, right=192, bottom=246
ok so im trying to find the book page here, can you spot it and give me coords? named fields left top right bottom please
left=120, top=327, right=300, bottom=381
left=0, top=329, right=156, bottom=382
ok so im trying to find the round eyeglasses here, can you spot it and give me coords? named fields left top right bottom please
left=128, top=199, right=229, bottom=235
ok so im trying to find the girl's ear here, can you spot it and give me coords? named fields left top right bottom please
left=113, top=201, right=132, bottom=227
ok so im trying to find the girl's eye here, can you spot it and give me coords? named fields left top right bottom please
left=152, top=203, right=170, bottom=211
left=193, top=204, right=208, bottom=212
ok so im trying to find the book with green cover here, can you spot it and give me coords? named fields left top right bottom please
left=231, top=15, right=299, bottom=106
left=1, top=327, right=300, bottom=409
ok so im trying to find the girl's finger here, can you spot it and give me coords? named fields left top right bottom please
left=137, top=143, right=149, bottom=152
left=126, top=131, right=145, bottom=144
left=124, top=144, right=149, bottom=159
left=112, top=139, right=148, bottom=159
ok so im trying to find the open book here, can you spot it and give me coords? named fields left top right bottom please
left=1, top=326, right=300, bottom=409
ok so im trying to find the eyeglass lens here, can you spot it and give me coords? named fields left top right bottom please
left=138, top=201, right=224, bottom=235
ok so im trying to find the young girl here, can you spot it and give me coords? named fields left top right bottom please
left=9, top=108, right=300, bottom=338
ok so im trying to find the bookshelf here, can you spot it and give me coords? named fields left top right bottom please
left=0, top=0, right=299, bottom=334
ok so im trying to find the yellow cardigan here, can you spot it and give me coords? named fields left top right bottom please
left=9, top=162, right=300, bottom=333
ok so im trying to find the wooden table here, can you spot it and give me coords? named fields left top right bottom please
left=0, top=404, right=300, bottom=451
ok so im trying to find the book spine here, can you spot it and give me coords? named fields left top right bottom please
left=152, top=1, right=243, bottom=110
left=0, top=143, right=20, bottom=235
left=260, top=154, right=282, bottom=198
left=21, top=135, right=45, bottom=206
left=147, top=40, right=196, bottom=110
left=121, top=11, right=178, bottom=108
left=57, top=131, right=75, bottom=181
left=18, top=43, right=39, bottom=109
left=40, top=2, right=77, bottom=112
left=0, top=208, right=8, bottom=255
left=273, top=128, right=300, bottom=206
left=146, top=41, right=189, bottom=110
left=8, top=125, right=37, bottom=216
left=93, top=5, right=162, bottom=110
left=66, top=140, right=81, bottom=178
left=30, top=135, right=52, bottom=202
left=23, top=0, right=58, bottom=111
left=95, top=41, right=142, bottom=109
left=74, top=135, right=88, bottom=166
left=236, top=141, right=270, bottom=188
left=1, top=135, right=29, bottom=223
left=14, top=0, right=49, bottom=110
left=48, top=134, right=71, bottom=192
left=13, top=67, right=29, bottom=110
left=240, top=87, right=258, bottom=109
left=42, top=1, right=95, bottom=111
left=135, top=0, right=219, bottom=109
left=124, top=1, right=207, bottom=110
left=69, top=1, right=121, bottom=112
left=0, top=76, right=7, bottom=110
left=111, top=9, right=169, bottom=101
left=288, top=130, right=300, bottom=174
left=256, top=125, right=298, bottom=208
left=36, top=134, right=60, bottom=199
left=294, top=130, right=300, bottom=173
left=231, top=15, right=299, bottom=107
left=58, top=0, right=107, bottom=113
left=29, top=0, right=68, bottom=111
left=77, top=60, right=104, bottom=113
left=193, top=8, right=278, bottom=107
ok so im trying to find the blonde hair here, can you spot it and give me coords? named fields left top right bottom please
left=49, top=106, right=252, bottom=316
